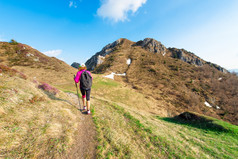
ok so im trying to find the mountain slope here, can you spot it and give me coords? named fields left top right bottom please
left=0, top=41, right=96, bottom=158
left=0, top=41, right=76, bottom=85
left=0, top=65, right=80, bottom=158
left=90, top=75, right=238, bottom=158
left=86, top=38, right=238, bottom=125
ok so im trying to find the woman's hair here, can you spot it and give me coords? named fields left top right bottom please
left=79, top=66, right=87, bottom=71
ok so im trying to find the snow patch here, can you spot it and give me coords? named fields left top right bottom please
left=104, top=72, right=126, bottom=80
left=116, top=73, right=126, bottom=76
left=204, top=101, right=212, bottom=108
left=127, top=59, right=131, bottom=65
left=216, top=105, right=221, bottom=109
left=104, top=72, right=115, bottom=79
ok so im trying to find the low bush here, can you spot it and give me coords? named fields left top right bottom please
left=0, top=64, right=27, bottom=79
left=29, top=95, right=45, bottom=104
left=38, top=83, right=59, bottom=95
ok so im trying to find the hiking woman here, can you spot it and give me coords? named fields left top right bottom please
left=74, top=63, right=92, bottom=114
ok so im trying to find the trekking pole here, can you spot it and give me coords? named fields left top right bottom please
left=74, top=75, right=81, bottom=110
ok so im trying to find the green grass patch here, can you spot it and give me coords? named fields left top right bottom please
left=156, top=113, right=238, bottom=159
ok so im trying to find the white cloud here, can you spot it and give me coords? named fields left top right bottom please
left=69, top=1, right=74, bottom=7
left=43, top=50, right=62, bottom=57
left=97, top=0, right=147, bottom=22
left=69, top=1, right=78, bottom=8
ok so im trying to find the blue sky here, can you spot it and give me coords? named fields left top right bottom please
left=0, top=0, right=238, bottom=69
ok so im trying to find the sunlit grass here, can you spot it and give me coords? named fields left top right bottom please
left=89, top=74, right=238, bottom=158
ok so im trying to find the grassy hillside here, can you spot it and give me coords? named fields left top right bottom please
left=92, top=39, right=238, bottom=125
left=90, top=75, right=237, bottom=158
left=54, top=73, right=238, bottom=158
left=0, top=65, right=81, bottom=158
left=0, top=41, right=76, bottom=85
left=0, top=41, right=83, bottom=158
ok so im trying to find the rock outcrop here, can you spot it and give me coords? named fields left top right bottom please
left=168, top=48, right=228, bottom=72
left=71, top=62, right=80, bottom=69
left=168, top=48, right=204, bottom=66
left=206, top=62, right=228, bottom=73
left=86, top=39, right=121, bottom=70
left=135, top=38, right=167, bottom=56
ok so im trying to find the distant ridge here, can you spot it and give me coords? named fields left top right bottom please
left=229, top=69, right=238, bottom=74
left=86, top=38, right=227, bottom=73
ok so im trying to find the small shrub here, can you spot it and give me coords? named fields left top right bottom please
left=192, top=88, right=199, bottom=92
left=9, top=39, right=18, bottom=45
left=29, top=95, right=45, bottom=104
left=0, top=64, right=17, bottom=77
left=18, top=72, right=27, bottom=80
left=38, top=83, right=59, bottom=95
left=148, top=68, right=156, bottom=73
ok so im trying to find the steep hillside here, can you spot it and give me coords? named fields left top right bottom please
left=0, top=40, right=96, bottom=158
left=0, top=63, right=81, bottom=158
left=86, top=38, right=238, bottom=125
left=0, top=40, right=76, bottom=85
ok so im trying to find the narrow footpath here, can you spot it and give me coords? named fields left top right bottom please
left=64, top=93, right=97, bottom=159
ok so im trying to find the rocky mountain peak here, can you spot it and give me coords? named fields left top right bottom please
left=85, top=39, right=122, bottom=70
left=135, top=38, right=167, bottom=55
left=100, top=39, right=121, bottom=56
left=85, top=38, right=227, bottom=73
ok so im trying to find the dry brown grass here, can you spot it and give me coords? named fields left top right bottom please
left=0, top=42, right=77, bottom=86
left=0, top=72, right=80, bottom=158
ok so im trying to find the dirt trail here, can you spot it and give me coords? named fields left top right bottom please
left=64, top=93, right=97, bottom=159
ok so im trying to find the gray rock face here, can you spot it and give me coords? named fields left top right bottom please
left=169, top=48, right=204, bottom=66
left=85, top=39, right=121, bottom=70
left=135, top=38, right=167, bottom=55
left=206, top=62, right=228, bottom=73
left=71, top=62, right=80, bottom=69
left=169, top=48, right=228, bottom=73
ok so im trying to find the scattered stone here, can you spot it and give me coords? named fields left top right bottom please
left=26, top=53, right=34, bottom=57
left=33, top=58, right=39, bottom=62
